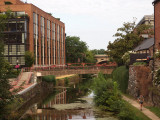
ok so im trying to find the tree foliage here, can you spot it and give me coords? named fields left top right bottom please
left=91, top=49, right=106, bottom=55
left=84, top=50, right=96, bottom=63
left=25, top=51, right=34, bottom=67
left=93, top=73, right=123, bottom=112
left=0, top=13, right=14, bottom=119
left=66, top=36, right=88, bottom=63
left=107, top=22, right=153, bottom=65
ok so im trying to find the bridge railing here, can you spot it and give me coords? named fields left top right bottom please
left=23, top=65, right=117, bottom=72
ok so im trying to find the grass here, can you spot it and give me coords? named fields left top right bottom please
left=123, top=93, right=136, bottom=100
left=146, top=106, right=160, bottom=118
left=125, top=101, right=151, bottom=120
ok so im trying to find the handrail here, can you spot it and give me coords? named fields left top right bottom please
left=22, top=65, right=117, bottom=72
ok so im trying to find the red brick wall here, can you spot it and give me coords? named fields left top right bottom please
left=0, top=0, right=24, bottom=5
left=0, top=2, right=65, bottom=66
left=155, top=1, right=160, bottom=50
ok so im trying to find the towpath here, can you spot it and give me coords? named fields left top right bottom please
left=123, top=95, right=160, bottom=120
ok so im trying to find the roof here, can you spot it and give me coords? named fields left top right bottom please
left=153, top=0, right=160, bottom=5
left=133, top=38, right=154, bottom=51
left=136, top=15, right=154, bottom=27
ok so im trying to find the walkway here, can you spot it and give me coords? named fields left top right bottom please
left=123, top=95, right=160, bottom=120
left=10, top=72, right=34, bottom=92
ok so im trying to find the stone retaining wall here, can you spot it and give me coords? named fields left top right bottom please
left=128, top=65, right=152, bottom=101
left=19, top=74, right=80, bottom=103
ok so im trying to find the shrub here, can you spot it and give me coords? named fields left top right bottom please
left=118, top=101, right=139, bottom=120
left=112, top=66, right=129, bottom=93
left=25, top=51, right=34, bottom=67
left=42, top=75, right=56, bottom=85
left=64, top=77, right=69, bottom=86
left=93, top=73, right=122, bottom=112
left=154, top=50, right=160, bottom=58
left=154, top=69, right=160, bottom=85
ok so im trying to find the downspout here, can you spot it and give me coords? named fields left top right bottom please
left=152, top=1, right=156, bottom=106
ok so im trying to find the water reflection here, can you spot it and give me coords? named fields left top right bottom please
left=21, top=75, right=117, bottom=120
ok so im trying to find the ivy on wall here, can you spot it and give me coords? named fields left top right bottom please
left=154, top=68, right=160, bottom=85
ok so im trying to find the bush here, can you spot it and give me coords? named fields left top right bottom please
left=118, top=101, right=139, bottom=120
left=92, top=72, right=151, bottom=120
left=64, top=77, right=69, bottom=86
left=42, top=75, right=56, bottom=85
left=112, top=66, right=129, bottom=93
left=93, top=73, right=122, bottom=112
left=25, top=51, right=34, bottom=67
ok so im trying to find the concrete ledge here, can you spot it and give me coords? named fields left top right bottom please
left=18, top=83, right=37, bottom=95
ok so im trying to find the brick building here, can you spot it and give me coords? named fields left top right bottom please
left=153, top=0, right=160, bottom=51
left=0, top=0, right=65, bottom=67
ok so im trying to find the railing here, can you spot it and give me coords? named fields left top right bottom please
left=22, top=64, right=117, bottom=72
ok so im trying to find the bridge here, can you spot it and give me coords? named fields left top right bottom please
left=23, top=65, right=116, bottom=77
left=11, top=64, right=116, bottom=100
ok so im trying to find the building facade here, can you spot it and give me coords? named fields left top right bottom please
left=153, top=0, right=160, bottom=51
left=0, top=0, right=65, bottom=67
left=94, top=54, right=109, bottom=64
left=136, top=15, right=154, bottom=27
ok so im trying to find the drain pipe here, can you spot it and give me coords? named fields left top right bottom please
left=151, top=1, right=156, bottom=106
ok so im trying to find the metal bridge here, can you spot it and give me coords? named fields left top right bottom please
left=23, top=64, right=116, bottom=77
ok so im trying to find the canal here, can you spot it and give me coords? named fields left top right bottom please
left=19, top=74, right=118, bottom=120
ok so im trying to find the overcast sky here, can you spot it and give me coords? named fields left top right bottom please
left=26, top=0, right=154, bottom=50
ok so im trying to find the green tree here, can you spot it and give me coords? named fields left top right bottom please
left=91, top=49, right=106, bottom=55
left=25, top=51, right=34, bottom=67
left=66, top=36, right=88, bottom=63
left=0, top=13, right=14, bottom=119
left=107, top=22, right=153, bottom=66
left=84, top=50, right=96, bottom=63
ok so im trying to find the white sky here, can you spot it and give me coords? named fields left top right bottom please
left=26, top=0, right=154, bottom=50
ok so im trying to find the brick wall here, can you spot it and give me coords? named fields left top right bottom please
left=155, top=1, right=160, bottom=50
left=0, top=1, right=65, bottom=66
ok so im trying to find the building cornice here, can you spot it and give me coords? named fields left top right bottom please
left=153, top=0, right=160, bottom=5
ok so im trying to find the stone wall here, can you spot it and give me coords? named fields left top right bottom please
left=19, top=75, right=80, bottom=103
left=128, top=65, right=152, bottom=100
left=151, top=58, right=160, bottom=107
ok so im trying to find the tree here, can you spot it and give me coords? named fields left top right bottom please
left=65, top=36, right=88, bottom=63
left=0, top=13, right=13, bottom=119
left=107, top=21, right=153, bottom=65
left=91, top=49, right=106, bottom=55
left=25, top=51, right=34, bottom=67
left=84, top=50, right=96, bottom=63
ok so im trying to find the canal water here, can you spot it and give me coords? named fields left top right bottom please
left=19, top=75, right=118, bottom=120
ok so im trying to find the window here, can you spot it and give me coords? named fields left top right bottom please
left=4, top=1, right=12, bottom=5
left=8, top=57, right=12, bottom=64
left=17, top=45, right=20, bottom=52
left=8, top=21, right=16, bottom=31
left=17, top=22, right=24, bottom=31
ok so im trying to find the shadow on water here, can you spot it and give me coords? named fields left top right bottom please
left=18, top=74, right=118, bottom=120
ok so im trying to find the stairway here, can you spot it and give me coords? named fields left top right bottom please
left=17, top=72, right=33, bottom=86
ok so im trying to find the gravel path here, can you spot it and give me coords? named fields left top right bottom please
left=123, top=95, right=160, bottom=120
